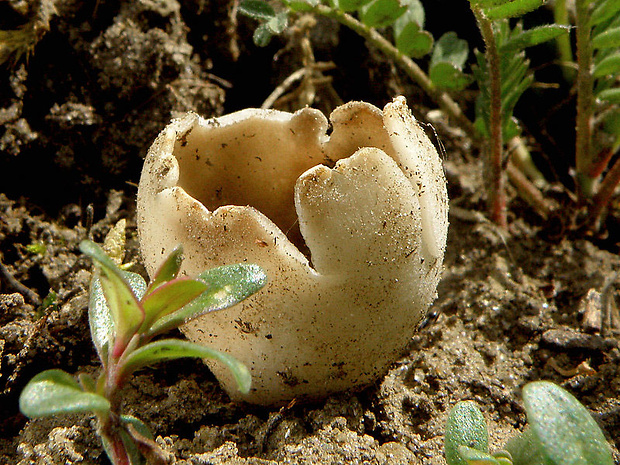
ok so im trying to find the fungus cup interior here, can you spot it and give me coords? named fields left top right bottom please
left=171, top=102, right=394, bottom=261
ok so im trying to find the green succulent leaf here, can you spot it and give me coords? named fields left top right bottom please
left=19, top=369, right=110, bottom=418
left=140, top=278, right=209, bottom=331
left=81, top=240, right=145, bottom=357
left=590, top=0, right=620, bottom=27
left=147, top=263, right=267, bottom=336
left=521, top=381, right=614, bottom=465
left=500, top=24, right=570, bottom=53
left=239, top=0, right=276, bottom=20
left=430, top=62, right=473, bottom=91
left=444, top=401, right=489, bottom=465
left=593, top=52, right=620, bottom=77
left=89, top=269, right=146, bottom=364
left=360, top=0, right=407, bottom=28
left=121, top=339, right=251, bottom=394
left=145, top=246, right=183, bottom=293
left=457, top=446, right=500, bottom=464
left=482, top=0, right=546, bottom=20
left=335, top=0, right=374, bottom=11
left=253, top=23, right=273, bottom=47
left=592, top=27, right=620, bottom=49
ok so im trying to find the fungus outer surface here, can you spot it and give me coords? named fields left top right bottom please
left=137, top=97, right=448, bottom=405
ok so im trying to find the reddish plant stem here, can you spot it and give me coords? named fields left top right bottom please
left=575, top=0, right=594, bottom=199
left=474, top=9, right=507, bottom=228
left=589, top=156, right=620, bottom=226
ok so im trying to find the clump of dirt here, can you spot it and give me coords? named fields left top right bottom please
left=1, top=0, right=619, bottom=463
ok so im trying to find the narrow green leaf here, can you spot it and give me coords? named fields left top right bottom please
left=500, top=24, right=570, bottom=53
left=89, top=270, right=146, bottom=363
left=590, top=0, right=620, bottom=27
left=432, top=32, right=469, bottom=69
left=523, top=381, right=614, bottom=465
left=121, top=339, right=251, bottom=394
left=253, top=23, right=274, bottom=47
left=360, top=0, right=407, bottom=28
left=471, top=0, right=511, bottom=6
left=592, top=27, right=620, bottom=49
left=239, top=0, right=276, bottom=20
left=444, top=401, right=489, bottom=465
left=457, top=446, right=499, bottom=464
left=147, top=263, right=267, bottom=336
left=430, top=62, right=473, bottom=91
left=19, top=369, right=110, bottom=418
left=336, top=0, right=374, bottom=11
left=146, top=246, right=183, bottom=294
left=491, top=450, right=513, bottom=465
left=81, top=240, right=145, bottom=356
left=597, top=86, right=620, bottom=104
left=594, top=52, right=620, bottom=77
left=140, top=278, right=209, bottom=331
left=78, top=373, right=97, bottom=393
left=483, top=0, right=546, bottom=20
left=121, top=414, right=154, bottom=440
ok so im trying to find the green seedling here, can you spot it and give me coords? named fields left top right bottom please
left=468, top=0, right=569, bottom=227
left=444, top=381, right=614, bottom=465
left=19, top=240, right=267, bottom=465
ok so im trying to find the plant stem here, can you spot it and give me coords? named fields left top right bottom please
left=98, top=412, right=130, bottom=465
left=575, top=0, right=594, bottom=199
left=473, top=8, right=507, bottom=228
left=589, top=156, right=620, bottom=227
left=506, top=161, right=551, bottom=220
left=312, top=4, right=479, bottom=140
left=553, top=0, right=575, bottom=81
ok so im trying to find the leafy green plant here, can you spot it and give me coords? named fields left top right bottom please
left=468, top=0, right=569, bottom=227
left=444, top=381, right=614, bottom=465
left=19, top=239, right=267, bottom=465
left=573, top=0, right=620, bottom=224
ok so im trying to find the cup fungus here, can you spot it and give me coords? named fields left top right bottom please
left=137, top=96, right=448, bottom=405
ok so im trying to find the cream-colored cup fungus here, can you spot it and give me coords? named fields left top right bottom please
left=137, top=96, right=448, bottom=405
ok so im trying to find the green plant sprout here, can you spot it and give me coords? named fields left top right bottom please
left=19, top=239, right=267, bottom=465
left=444, top=381, right=614, bottom=465
left=468, top=0, right=569, bottom=227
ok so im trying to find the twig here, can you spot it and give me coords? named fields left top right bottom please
left=506, top=161, right=552, bottom=220
left=0, top=255, right=40, bottom=305
left=588, top=156, right=620, bottom=228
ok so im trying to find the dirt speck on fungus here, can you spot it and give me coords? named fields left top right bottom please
left=1, top=0, right=619, bottom=463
